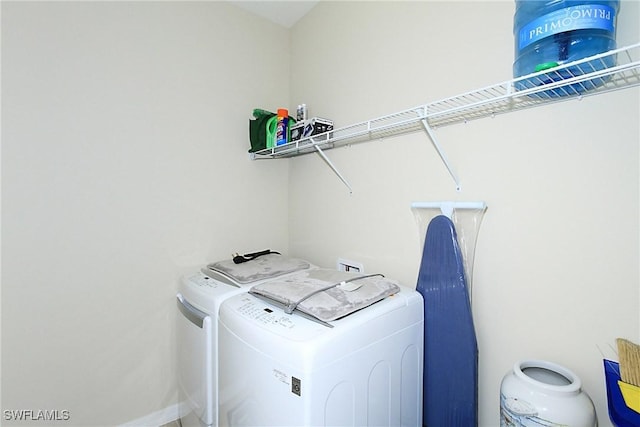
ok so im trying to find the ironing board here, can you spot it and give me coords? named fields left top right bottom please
left=417, top=215, right=478, bottom=426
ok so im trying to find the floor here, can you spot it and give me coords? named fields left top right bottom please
left=160, top=421, right=180, bottom=427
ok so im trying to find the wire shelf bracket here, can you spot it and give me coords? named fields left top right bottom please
left=418, top=107, right=462, bottom=192
left=314, top=144, right=353, bottom=194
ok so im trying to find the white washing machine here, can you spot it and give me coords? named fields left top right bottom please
left=176, top=254, right=314, bottom=427
left=217, top=285, right=424, bottom=427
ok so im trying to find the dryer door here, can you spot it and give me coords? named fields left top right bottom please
left=177, top=293, right=214, bottom=427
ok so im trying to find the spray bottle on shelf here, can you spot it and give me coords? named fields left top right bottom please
left=296, top=104, right=308, bottom=122
left=275, top=109, right=289, bottom=146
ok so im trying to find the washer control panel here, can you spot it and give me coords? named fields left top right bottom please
left=236, top=298, right=296, bottom=329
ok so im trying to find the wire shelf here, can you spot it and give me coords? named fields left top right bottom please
left=251, top=43, right=640, bottom=161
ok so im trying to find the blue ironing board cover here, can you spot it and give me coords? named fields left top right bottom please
left=417, top=215, right=478, bottom=426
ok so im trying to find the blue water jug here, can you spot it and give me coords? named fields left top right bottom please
left=513, top=0, right=620, bottom=96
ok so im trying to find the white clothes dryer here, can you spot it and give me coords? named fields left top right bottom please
left=176, top=254, right=313, bottom=427
left=217, top=286, right=424, bottom=427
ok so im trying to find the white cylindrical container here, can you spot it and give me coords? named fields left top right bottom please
left=500, top=360, right=596, bottom=427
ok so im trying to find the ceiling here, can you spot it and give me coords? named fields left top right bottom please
left=228, top=1, right=320, bottom=28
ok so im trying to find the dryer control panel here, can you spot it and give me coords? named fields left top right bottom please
left=178, top=271, right=247, bottom=316
left=187, top=272, right=229, bottom=289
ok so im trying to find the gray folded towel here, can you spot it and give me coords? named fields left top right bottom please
left=206, top=254, right=312, bottom=284
left=250, top=268, right=401, bottom=322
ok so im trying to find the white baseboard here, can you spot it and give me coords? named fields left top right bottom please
left=118, top=403, right=180, bottom=427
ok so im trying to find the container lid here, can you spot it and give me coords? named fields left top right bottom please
left=277, top=108, right=288, bottom=117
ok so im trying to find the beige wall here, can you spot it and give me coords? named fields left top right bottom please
left=289, top=1, right=639, bottom=426
left=1, top=2, right=290, bottom=425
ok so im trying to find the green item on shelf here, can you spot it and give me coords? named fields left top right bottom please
left=265, top=116, right=296, bottom=149
left=248, top=108, right=296, bottom=153
left=252, top=108, right=273, bottom=119
left=266, top=116, right=278, bottom=149
left=249, top=109, right=275, bottom=153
